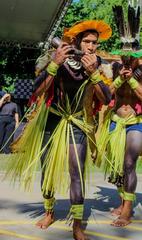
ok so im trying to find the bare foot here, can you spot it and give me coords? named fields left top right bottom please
left=73, top=219, right=89, bottom=240
left=36, top=212, right=54, bottom=229
left=111, top=204, right=123, bottom=216
left=111, top=216, right=131, bottom=227
left=111, top=200, right=132, bottom=227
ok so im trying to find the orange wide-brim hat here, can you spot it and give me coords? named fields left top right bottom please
left=63, top=20, right=112, bottom=41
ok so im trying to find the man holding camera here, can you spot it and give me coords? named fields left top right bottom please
left=96, top=53, right=142, bottom=227
left=95, top=4, right=142, bottom=228
left=34, top=20, right=112, bottom=240
left=111, top=55, right=142, bottom=226
left=9, top=20, right=112, bottom=240
left=0, top=92, right=19, bottom=153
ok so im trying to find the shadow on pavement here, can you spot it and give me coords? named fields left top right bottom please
left=1, top=186, right=142, bottom=220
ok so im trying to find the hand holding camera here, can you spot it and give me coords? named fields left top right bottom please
left=53, top=42, right=74, bottom=65
left=120, top=55, right=133, bottom=81
left=119, top=67, right=132, bottom=81
left=52, top=37, right=84, bottom=65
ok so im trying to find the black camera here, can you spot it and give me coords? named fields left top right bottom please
left=121, top=56, right=131, bottom=70
left=51, top=37, right=84, bottom=56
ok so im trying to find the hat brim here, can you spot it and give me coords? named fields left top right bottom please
left=64, top=20, right=112, bottom=41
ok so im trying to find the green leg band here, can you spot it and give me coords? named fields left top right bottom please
left=117, top=187, right=124, bottom=199
left=70, top=204, right=84, bottom=220
left=44, top=197, right=55, bottom=212
left=123, top=191, right=136, bottom=201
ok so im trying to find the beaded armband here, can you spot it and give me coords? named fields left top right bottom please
left=113, top=76, right=123, bottom=89
left=128, top=77, right=139, bottom=90
left=90, top=71, right=101, bottom=85
left=46, top=61, right=59, bottom=76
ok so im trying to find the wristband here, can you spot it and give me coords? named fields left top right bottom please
left=90, top=71, right=101, bottom=85
left=128, top=77, right=139, bottom=90
left=46, top=61, right=59, bottom=76
left=113, top=76, right=123, bottom=89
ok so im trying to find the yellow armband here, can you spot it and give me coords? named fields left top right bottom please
left=90, top=71, right=101, bottom=85
left=46, top=61, right=59, bottom=76
left=128, top=77, right=139, bottom=90
left=113, top=76, right=123, bottom=89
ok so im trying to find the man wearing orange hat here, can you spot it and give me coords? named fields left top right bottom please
left=9, top=20, right=112, bottom=240
left=35, top=20, right=112, bottom=240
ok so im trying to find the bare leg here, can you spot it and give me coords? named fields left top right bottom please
left=69, top=143, right=86, bottom=205
left=69, top=140, right=88, bottom=240
left=112, top=131, right=142, bottom=227
left=73, top=219, right=89, bottom=240
left=36, top=130, right=55, bottom=229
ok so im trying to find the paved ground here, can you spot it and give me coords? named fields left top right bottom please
left=0, top=171, right=142, bottom=240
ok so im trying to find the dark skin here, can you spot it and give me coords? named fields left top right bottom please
left=35, top=32, right=107, bottom=105
left=110, top=58, right=142, bottom=118
left=110, top=57, right=142, bottom=227
left=36, top=31, right=107, bottom=240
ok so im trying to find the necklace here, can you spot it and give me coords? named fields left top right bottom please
left=66, top=58, right=82, bottom=70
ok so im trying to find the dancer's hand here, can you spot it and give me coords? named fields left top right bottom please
left=119, top=67, right=132, bottom=81
left=53, top=42, right=73, bottom=65
left=81, top=53, right=98, bottom=75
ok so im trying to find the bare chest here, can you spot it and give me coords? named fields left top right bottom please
left=117, top=83, right=136, bottom=100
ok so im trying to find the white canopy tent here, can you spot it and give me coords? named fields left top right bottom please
left=0, top=0, right=72, bottom=47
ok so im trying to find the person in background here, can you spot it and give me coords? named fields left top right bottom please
left=0, top=92, right=19, bottom=153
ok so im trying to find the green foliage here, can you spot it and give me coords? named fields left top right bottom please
left=0, top=59, right=7, bottom=66
left=0, top=46, right=40, bottom=91
left=2, top=76, right=15, bottom=93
